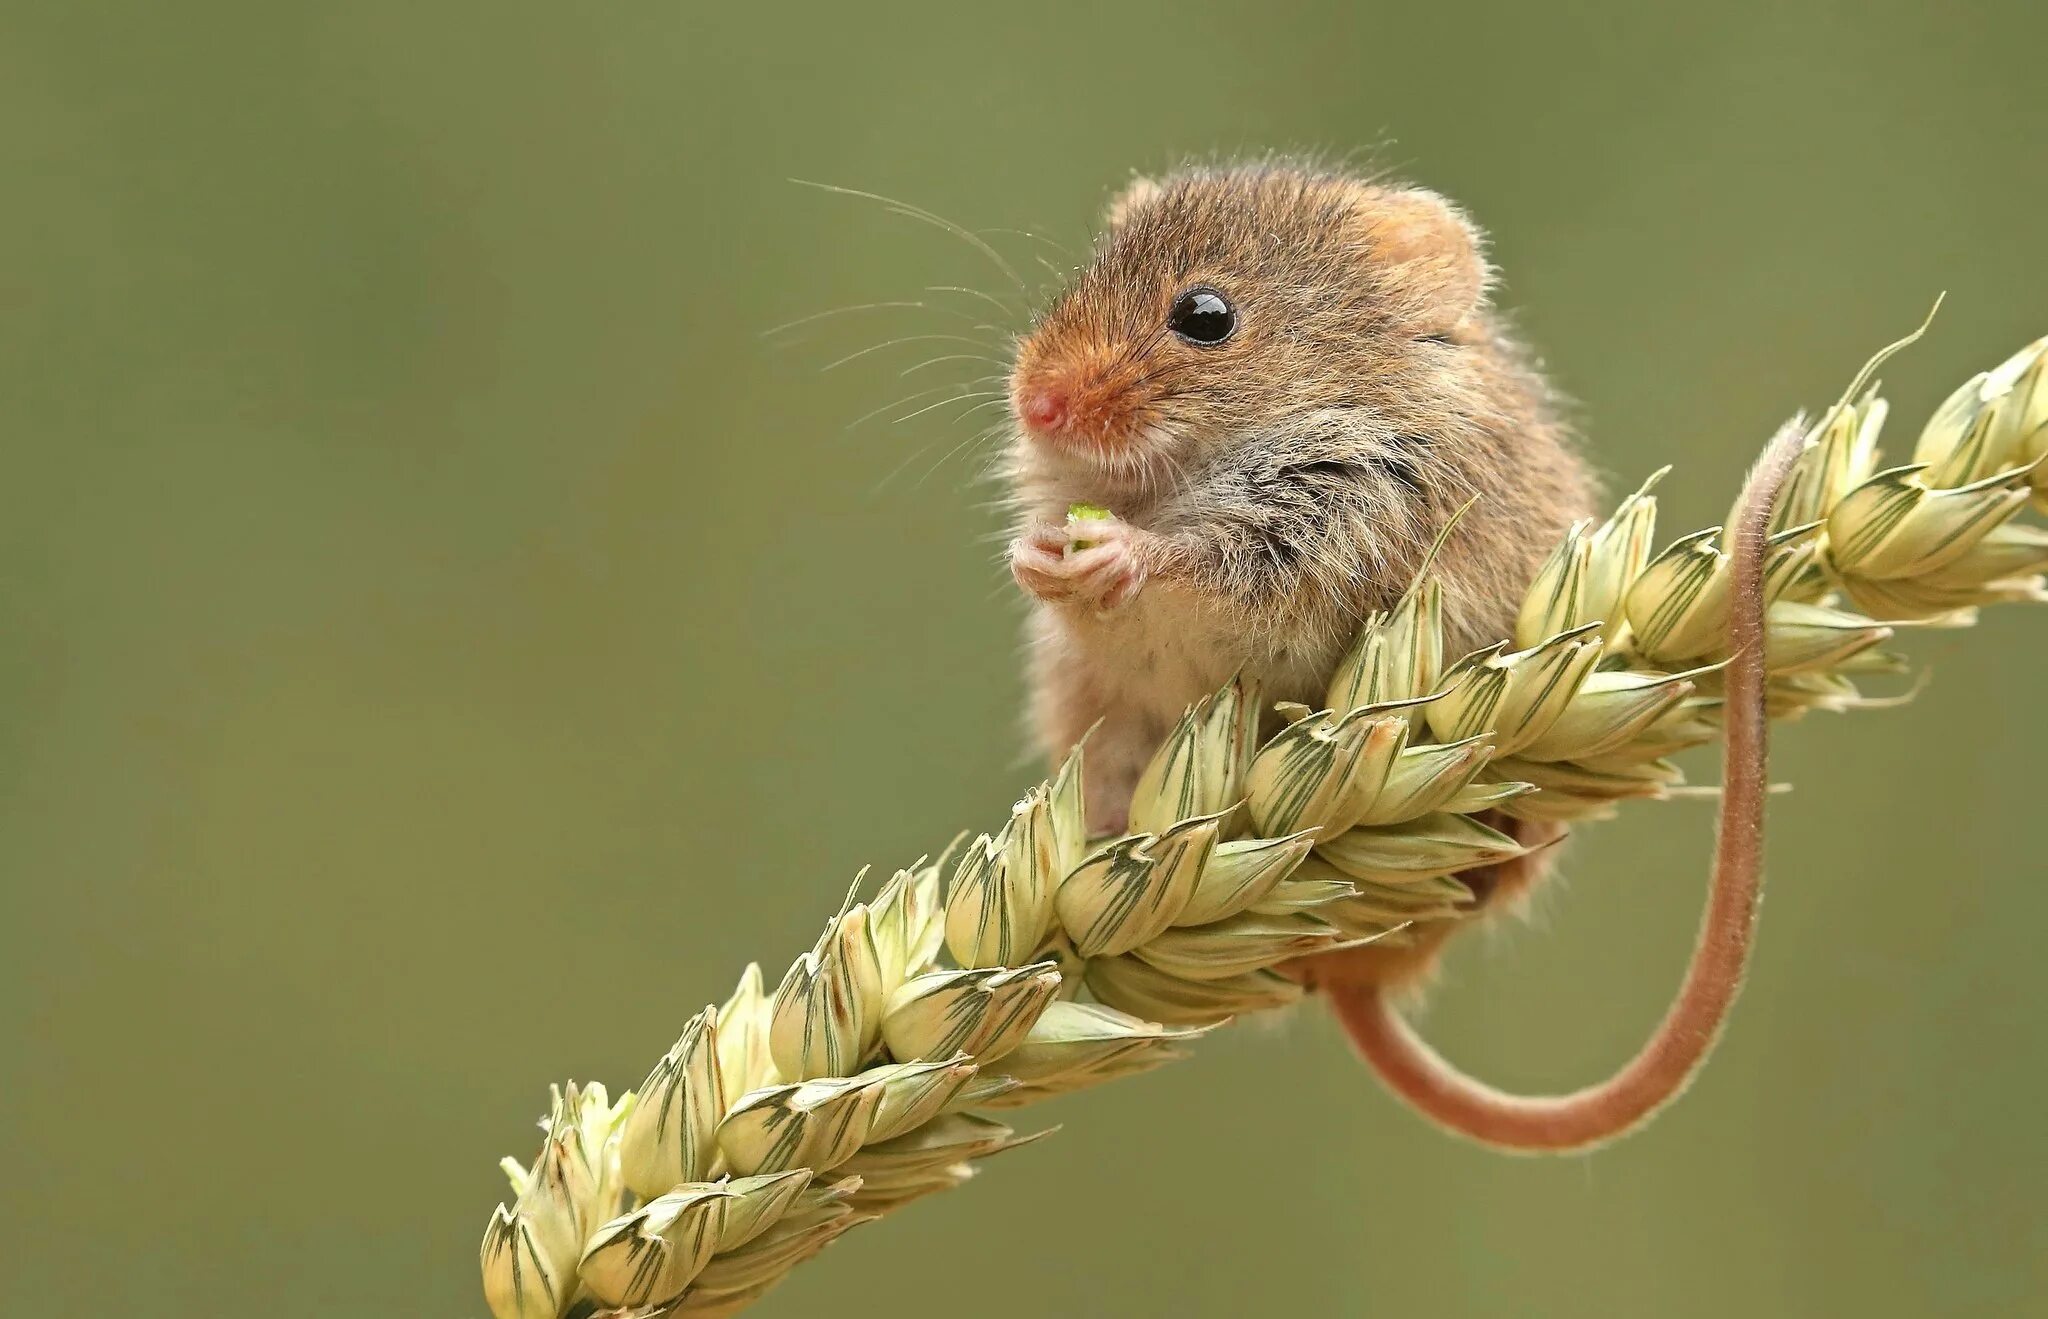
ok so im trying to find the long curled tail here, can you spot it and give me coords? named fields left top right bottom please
left=1327, top=416, right=1809, bottom=1153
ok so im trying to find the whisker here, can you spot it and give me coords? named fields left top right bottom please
left=900, top=353, right=1007, bottom=378
left=1106, top=324, right=1173, bottom=376
left=938, top=397, right=1010, bottom=424
left=820, top=333, right=991, bottom=373
left=912, top=414, right=1012, bottom=487
left=1118, top=363, right=1186, bottom=395
left=927, top=284, right=1021, bottom=320
left=893, top=391, right=1003, bottom=425
left=983, top=226, right=1077, bottom=262
left=876, top=412, right=999, bottom=493
left=760, top=300, right=961, bottom=338
left=842, top=382, right=983, bottom=431
left=792, top=179, right=1027, bottom=292
left=1029, top=254, right=1071, bottom=286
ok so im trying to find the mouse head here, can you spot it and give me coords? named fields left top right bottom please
left=1010, top=165, right=1492, bottom=486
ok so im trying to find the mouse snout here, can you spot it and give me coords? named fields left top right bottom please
left=1011, top=342, right=1155, bottom=451
left=1015, top=382, right=1071, bottom=435
left=1011, top=360, right=1114, bottom=446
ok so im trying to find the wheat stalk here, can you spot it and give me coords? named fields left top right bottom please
left=480, top=324, right=2048, bottom=1318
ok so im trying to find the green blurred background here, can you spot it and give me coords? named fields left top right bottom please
left=4, top=2, right=2044, bottom=1315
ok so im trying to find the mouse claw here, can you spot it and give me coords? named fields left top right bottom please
left=1010, top=523, right=1147, bottom=612
left=1096, top=555, right=1144, bottom=611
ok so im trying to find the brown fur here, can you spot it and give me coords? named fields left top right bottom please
left=999, top=164, right=1792, bottom=1151
left=1005, top=163, right=1597, bottom=848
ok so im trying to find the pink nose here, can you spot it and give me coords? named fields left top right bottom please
left=1017, top=384, right=1069, bottom=434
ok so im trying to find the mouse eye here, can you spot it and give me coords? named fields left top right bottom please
left=1168, top=286, right=1235, bottom=346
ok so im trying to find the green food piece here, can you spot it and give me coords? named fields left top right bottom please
left=1066, top=503, right=1114, bottom=553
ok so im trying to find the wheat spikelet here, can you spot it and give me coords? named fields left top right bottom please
left=480, top=327, right=2047, bottom=1318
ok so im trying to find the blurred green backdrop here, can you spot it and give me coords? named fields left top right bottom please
left=4, top=2, right=2044, bottom=1315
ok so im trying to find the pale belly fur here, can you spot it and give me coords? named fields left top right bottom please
left=1026, top=584, right=1344, bottom=833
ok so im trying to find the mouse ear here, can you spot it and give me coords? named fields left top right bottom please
left=1104, top=175, right=1164, bottom=228
left=1349, top=186, right=1491, bottom=338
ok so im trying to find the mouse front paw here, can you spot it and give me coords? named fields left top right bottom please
left=1010, top=520, right=1146, bottom=612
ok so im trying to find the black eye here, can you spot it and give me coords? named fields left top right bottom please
left=1168, top=286, right=1235, bottom=346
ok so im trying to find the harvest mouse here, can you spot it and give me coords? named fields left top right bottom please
left=1005, top=162, right=1595, bottom=834
left=1000, top=161, right=1797, bottom=1151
